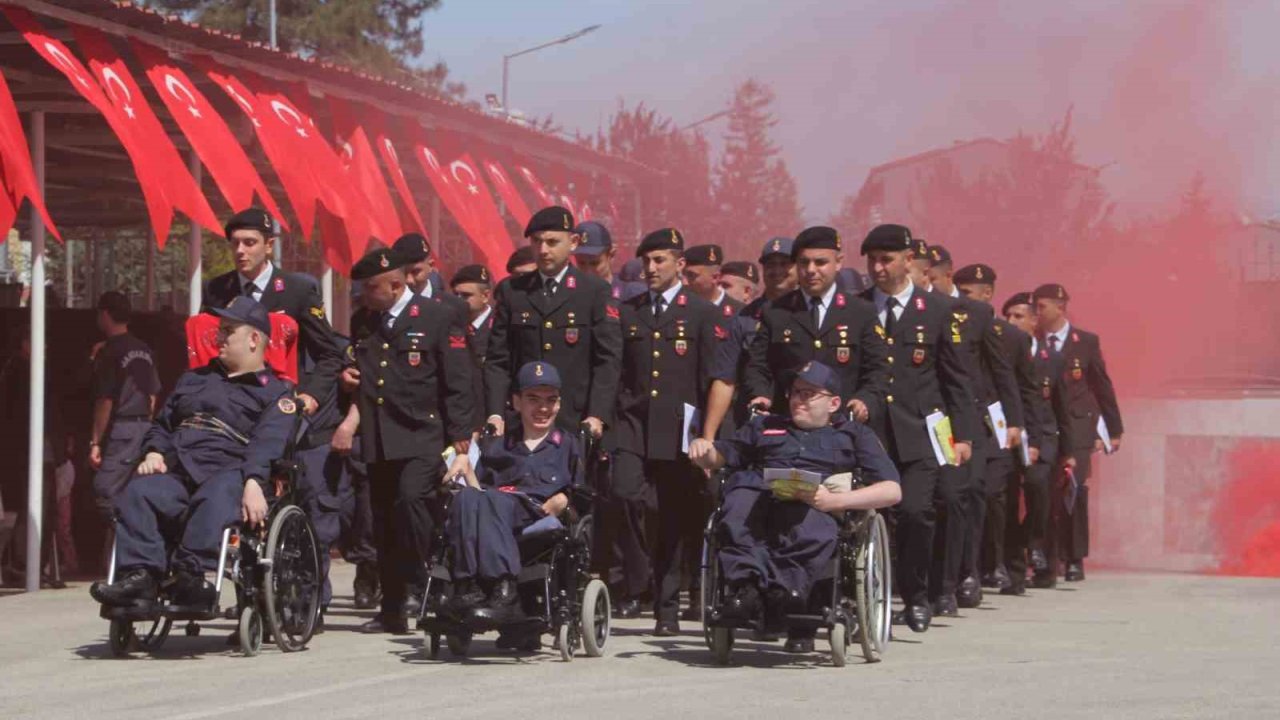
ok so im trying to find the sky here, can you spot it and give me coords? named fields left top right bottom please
left=420, top=0, right=1279, bottom=224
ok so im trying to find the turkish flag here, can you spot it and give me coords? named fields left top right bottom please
left=73, top=26, right=222, bottom=247
left=0, top=70, right=59, bottom=241
left=328, top=97, right=403, bottom=247
left=451, top=152, right=515, bottom=271
left=129, top=39, right=287, bottom=230
left=372, top=116, right=426, bottom=236
left=481, top=157, right=532, bottom=227
left=3, top=7, right=180, bottom=245
left=514, top=164, right=558, bottom=210
left=412, top=133, right=481, bottom=239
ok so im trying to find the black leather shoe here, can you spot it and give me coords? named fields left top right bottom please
left=495, top=629, right=541, bottom=652
left=784, top=629, right=815, bottom=654
left=1031, top=569, right=1057, bottom=589
left=448, top=579, right=486, bottom=615
left=1030, top=550, right=1049, bottom=572
left=360, top=613, right=409, bottom=634
left=1000, top=575, right=1027, bottom=596
left=931, top=593, right=958, bottom=617
left=722, top=583, right=761, bottom=621
left=905, top=604, right=931, bottom=633
left=1065, top=562, right=1085, bottom=582
left=170, top=572, right=218, bottom=609
left=982, top=566, right=1011, bottom=589
left=615, top=598, right=642, bottom=619
left=653, top=620, right=680, bottom=637
left=90, top=568, right=157, bottom=607
left=956, top=575, right=983, bottom=608
left=471, top=577, right=522, bottom=623
left=353, top=563, right=380, bottom=610
left=402, top=590, right=425, bottom=619
left=783, top=589, right=808, bottom=615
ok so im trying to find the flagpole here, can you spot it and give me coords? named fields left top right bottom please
left=26, top=110, right=46, bottom=593
left=188, top=150, right=203, bottom=315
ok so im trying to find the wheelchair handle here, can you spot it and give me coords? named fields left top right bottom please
left=482, top=422, right=499, bottom=438
left=748, top=402, right=769, bottom=416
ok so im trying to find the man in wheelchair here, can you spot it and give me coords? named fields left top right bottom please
left=445, top=361, right=581, bottom=630
left=90, top=297, right=298, bottom=611
left=689, top=361, right=901, bottom=652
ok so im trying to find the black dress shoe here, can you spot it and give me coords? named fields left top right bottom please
left=471, top=577, right=523, bottom=623
left=956, top=576, right=983, bottom=609
left=1000, top=575, right=1027, bottom=596
left=90, top=568, right=157, bottom=607
left=402, top=590, right=425, bottom=619
left=495, top=629, right=541, bottom=652
left=982, top=566, right=1011, bottom=589
left=931, top=594, right=959, bottom=617
left=1064, top=562, right=1085, bottom=582
left=905, top=604, right=931, bottom=633
left=448, top=579, right=486, bottom=615
left=783, top=629, right=815, bottom=654
left=722, top=583, right=761, bottom=621
left=170, top=572, right=218, bottom=609
left=1031, top=569, right=1057, bottom=589
left=1030, top=550, right=1049, bottom=572
left=615, top=598, right=642, bottom=619
left=653, top=620, right=680, bottom=637
left=360, top=614, right=409, bottom=634
left=353, top=563, right=381, bottom=609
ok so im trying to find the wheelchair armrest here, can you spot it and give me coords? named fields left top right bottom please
left=271, top=458, right=302, bottom=476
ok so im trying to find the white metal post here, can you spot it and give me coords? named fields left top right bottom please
left=321, top=265, right=333, bottom=323
left=64, top=239, right=73, bottom=308
left=188, top=151, right=202, bottom=315
left=26, top=111, right=46, bottom=593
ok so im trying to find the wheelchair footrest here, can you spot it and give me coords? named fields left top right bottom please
left=100, top=601, right=162, bottom=622
left=159, top=603, right=222, bottom=622
left=421, top=614, right=546, bottom=636
left=781, top=612, right=834, bottom=631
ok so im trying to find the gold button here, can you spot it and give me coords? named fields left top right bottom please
left=379, top=360, right=387, bottom=368
left=887, top=356, right=895, bottom=365
left=889, top=376, right=895, bottom=384
left=376, top=397, right=384, bottom=405
left=382, top=343, right=389, bottom=350
left=814, top=340, right=822, bottom=348
left=429, top=413, right=436, bottom=419
left=543, top=343, right=552, bottom=351
left=653, top=331, right=661, bottom=339
left=377, top=378, right=385, bottom=387
left=887, top=338, right=895, bottom=346
left=886, top=395, right=894, bottom=403
left=651, top=370, right=660, bottom=378
left=545, top=321, right=553, bottom=329
left=652, top=351, right=660, bottom=358
left=650, top=389, right=658, bottom=397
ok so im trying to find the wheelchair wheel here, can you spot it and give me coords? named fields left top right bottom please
left=710, top=626, right=733, bottom=666
left=446, top=631, right=471, bottom=658
left=108, top=617, right=171, bottom=657
left=427, top=632, right=441, bottom=660
left=580, top=578, right=610, bottom=658
left=238, top=606, right=263, bottom=657
left=854, top=512, right=891, bottom=663
left=557, top=622, right=576, bottom=662
left=263, top=505, right=322, bottom=653
left=830, top=621, right=848, bottom=667
left=699, top=517, right=718, bottom=650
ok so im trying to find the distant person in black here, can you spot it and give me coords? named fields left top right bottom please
left=88, top=291, right=161, bottom=522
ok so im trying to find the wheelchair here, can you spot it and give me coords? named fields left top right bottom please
left=418, top=429, right=611, bottom=662
left=99, top=311, right=321, bottom=657
left=699, top=469, right=893, bottom=667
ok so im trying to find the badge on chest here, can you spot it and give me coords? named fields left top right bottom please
left=408, top=351, right=421, bottom=367
left=675, top=339, right=688, bottom=356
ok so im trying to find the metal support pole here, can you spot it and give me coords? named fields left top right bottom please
left=501, top=56, right=509, bottom=116
left=321, top=265, right=333, bottom=323
left=188, top=151, right=203, bottom=315
left=26, top=111, right=45, bottom=593
left=64, top=239, right=73, bottom=308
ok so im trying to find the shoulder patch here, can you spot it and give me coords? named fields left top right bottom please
left=993, top=323, right=1003, bottom=336
left=309, top=306, right=326, bottom=319
left=277, top=397, right=297, bottom=414
left=274, top=278, right=285, bottom=292
left=449, top=334, right=467, bottom=349
left=605, top=304, right=620, bottom=321
left=723, top=303, right=734, bottom=317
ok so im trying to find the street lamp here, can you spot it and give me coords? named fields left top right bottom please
left=502, top=24, right=602, bottom=117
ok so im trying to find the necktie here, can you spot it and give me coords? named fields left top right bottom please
left=652, top=294, right=665, bottom=320
left=810, top=295, right=822, bottom=328
left=1048, top=335, right=1060, bottom=354
left=883, top=297, right=898, bottom=336
left=544, top=277, right=559, bottom=297
left=242, top=282, right=256, bottom=298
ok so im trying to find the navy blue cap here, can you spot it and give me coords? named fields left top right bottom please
left=619, top=258, right=644, bottom=283
left=860, top=223, right=914, bottom=255
left=211, top=295, right=272, bottom=336
left=225, top=207, right=275, bottom=239
left=835, top=268, right=868, bottom=294
left=1001, top=291, right=1034, bottom=316
left=392, top=233, right=431, bottom=263
left=759, top=236, right=794, bottom=262
left=619, top=280, right=648, bottom=301
left=351, top=247, right=408, bottom=280
left=572, top=221, right=613, bottom=256
left=793, top=360, right=842, bottom=399
left=637, top=227, right=684, bottom=257
left=515, top=361, right=562, bottom=391
left=927, top=244, right=952, bottom=268
left=1032, top=283, right=1070, bottom=302
left=525, top=206, right=575, bottom=237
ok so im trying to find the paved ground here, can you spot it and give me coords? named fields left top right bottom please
left=2, top=563, right=1278, bottom=719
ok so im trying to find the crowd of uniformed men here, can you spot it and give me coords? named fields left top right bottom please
left=85, top=202, right=1124, bottom=650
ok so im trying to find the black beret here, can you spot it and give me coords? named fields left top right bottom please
left=636, top=227, right=684, bottom=257
left=910, top=236, right=929, bottom=258
left=391, top=233, right=431, bottom=263
left=1032, top=283, right=1070, bottom=302
left=792, top=226, right=841, bottom=258
left=684, top=244, right=724, bottom=266
left=224, top=207, right=274, bottom=239
left=450, top=264, right=492, bottom=287
left=351, top=247, right=407, bottom=281
left=506, top=245, right=536, bottom=273
left=1001, top=291, right=1034, bottom=316
left=720, top=261, right=758, bottom=284
left=927, top=244, right=952, bottom=267
left=525, top=206, right=575, bottom=237
left=860, top=223, right=913, bottom=255
left=954, top=264, right=996, bottom=285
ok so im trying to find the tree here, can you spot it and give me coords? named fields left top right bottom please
left=711, top=79, right=802, bottom=257
left=143, top=0, right=465, bottom=98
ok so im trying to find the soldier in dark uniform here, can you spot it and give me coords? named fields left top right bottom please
left=89, top=292, right=161, bottom=522
left=1032, top=283, right=1123, bottom=583
left=684, top=244, right=744, bottom=314
left=450, top=264, right=495, bottom=406
left=857, top=224, right=979, bottom=633
left=393, top=233, right=471, bottom=330
left=954, top=267, right=1048, bottom=596
left=572, top=220, right=625, bottom=299
left=924, top=245, right=1022, bottom=612
left=506, top=246, right=537, bottom=276
left=743, top=227, right=889, bottom=425
left=483, top=206, right=621, bottom=440
left=445, top=361, right=581, bottom=630
left=615, top=227, right=726, bottom=635
left=346, top=247, right=475, bottom=633
left=690, top=361, right=901, bottom=653
left=718, top=261, right=759, bottom=306
left=1001, top=291, right=1063, bottom=591
left=89, top=297, right=296, bottom=610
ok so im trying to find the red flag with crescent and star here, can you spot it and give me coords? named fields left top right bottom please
left=0, top=70, right=59, bottom=241
left=481, top=157, right=532, bottom=227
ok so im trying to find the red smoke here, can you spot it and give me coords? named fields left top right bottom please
left=1213, top=443, right=1280, bottom=577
